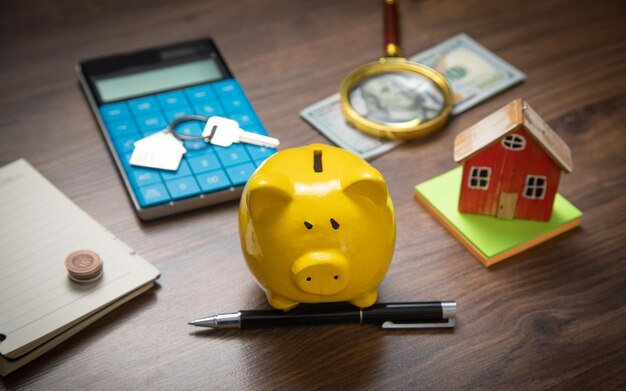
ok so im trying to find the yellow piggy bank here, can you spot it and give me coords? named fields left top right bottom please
left=239, top=144, right=396, bottom=310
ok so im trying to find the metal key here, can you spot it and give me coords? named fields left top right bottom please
left=201, top=116, right=280, bottom=148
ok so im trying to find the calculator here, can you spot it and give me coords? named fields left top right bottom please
left=76, top=38, right=276, bottom=220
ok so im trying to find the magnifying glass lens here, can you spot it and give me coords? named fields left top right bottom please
left=348, top=72, right=445, bottom=125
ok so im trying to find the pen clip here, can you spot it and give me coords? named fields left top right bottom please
left=381, top=318, right=456, bottom=330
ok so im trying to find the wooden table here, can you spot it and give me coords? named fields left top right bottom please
left=1, top=0, right=625, bottom=389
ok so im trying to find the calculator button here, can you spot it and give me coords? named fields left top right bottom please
left=100, top=102, right=131, bottom=122
left=136, top=112, right=166, bottom=134
left=184, top=140, right=210, bottom=154
left=215, top=145, right=251, bottom=167
left=254, top=159, right=268, bottom=168
left=165, top=176, right=201, bottom=200
left=227, top=110, right=259, bottom=127
left=174, top=122, right=203, bottom=138
left=185, top=84, right=217, bottom=104
left=187, top=152, right=220, bottom=174
left=160, top=159, right=192, bottom=180
left=213, top=79, right=243, bottom=95
left=128, top=96, right=160, bottom=115
left=156, top=91, right=188, bottom=109
left=106, top=118, right=138, bottom=138
left=196, top=169, right=231, bottom=192
left=137, top=183, right=170, bottom=207
left=245, top=145, right=276, bottom=160
left=194, top=101, right=225, bottom=117
left=165, top=106, right=193, bottom=122
left=225, top=163, right=256, bottom=186
left=129, top=167, right=162, bottom=187
left=220, top=94, right=250, bottom=112
left=114, top=134, right=141, bottom=153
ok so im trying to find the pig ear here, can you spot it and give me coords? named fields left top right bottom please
left=247, top=174, right=293, bottom=220
left=343, top=172, right=388, bottom=206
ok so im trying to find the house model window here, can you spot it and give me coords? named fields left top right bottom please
left=469, top=167, right=490, bottom=189
left=502, top=134, right=526, bottom=150
left=524, top=175, right=547, bottom=199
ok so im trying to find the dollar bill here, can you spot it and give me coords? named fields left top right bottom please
left=300, top=33, right=526, bottom=160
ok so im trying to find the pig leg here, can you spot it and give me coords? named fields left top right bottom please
left=349, top=290, right=378, bottom=308
left=267, top=293, right=299, bottom=310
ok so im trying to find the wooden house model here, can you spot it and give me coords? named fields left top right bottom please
left=453, top=98, right=572, bottom=221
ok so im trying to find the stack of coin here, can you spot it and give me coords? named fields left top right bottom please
left=65, top=250, right=103, bottom=283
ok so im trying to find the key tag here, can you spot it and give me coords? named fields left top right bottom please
left=130, top=131, right=187, bottom=171
left=130, top=115, right=208, bottom=171
left=130, top=115, right=280, bottom=171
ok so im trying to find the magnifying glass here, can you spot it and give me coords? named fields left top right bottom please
left=339, top=0, right=453, bottom=140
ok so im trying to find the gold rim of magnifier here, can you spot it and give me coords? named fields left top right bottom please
left=339, top=57, right=453, bottom=140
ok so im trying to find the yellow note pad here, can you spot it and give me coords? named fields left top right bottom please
left=414, top=167, right=582, bottom=266
left=0, top=159, right=160, bottom=375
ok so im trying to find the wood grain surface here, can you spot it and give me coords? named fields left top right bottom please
left=1, top=0, right=625, bottom=389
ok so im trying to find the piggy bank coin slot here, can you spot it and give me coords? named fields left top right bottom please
left=313, top=149, right=323, bottom=173
left=330, top=218, right=340, bottom=230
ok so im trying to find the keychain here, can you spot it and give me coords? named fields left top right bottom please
left=130, top=115, right=280, bottom=171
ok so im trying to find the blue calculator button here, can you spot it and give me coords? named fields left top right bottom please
left=227, top=110, right=259, bottom=127
left=245, top=145, right=276, bottom=160
left=225, top=163, right=256, bottom=186
left=121, top=153, right=132, bottom=166
left=254, top=159, right=268, bottom=168
left=220, top=94, right=250, bottom=112
left=156, top=91, right=188, bottom=109
left=161, top=159, right=192, bottom=180
left=137, top=183, right=170, bottom=207
left=194, top=101, right=224, bottom=117
left=128, top=96, right=160, bottom=115
left=185, top=84, right=217, bottom=103
left=188, top=152, right=220, bottom=174
left=136, top=112, right=166, bottom=134
left=196, top=169, right=231, bottom=192
left=100, top=103, right=131, bottom=122
left=184, top=140, right=210, bottom=154
left=114, top=134, right=141, bottom=153
left=129, top=167, right=162, bottom=187
left=213, top=79, right=242, bottom=95
left=165, top=106, right=193, bottom=122
left=215, top=145, right=251, bottom=167
left=174, top=122, right=203, bottom=138
left=106, top=118, right=138, bottom=138
left=165, top=176, right=201, bottom=200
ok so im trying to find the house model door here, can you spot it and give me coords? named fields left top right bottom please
left=497, top=192, right=518, bottom=219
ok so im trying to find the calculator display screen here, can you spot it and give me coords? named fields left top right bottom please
left=94, top=58, right=223, bottom=103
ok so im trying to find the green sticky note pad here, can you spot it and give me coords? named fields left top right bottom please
left=414, top=167, right=582, bottom=266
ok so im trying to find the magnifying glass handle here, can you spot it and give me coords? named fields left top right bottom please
left=384, top=0, right=402, bottom=57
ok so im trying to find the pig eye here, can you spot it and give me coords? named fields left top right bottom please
left=304, top=221, right=313, bottom=230
left=330, top=218, right=340, bottom=230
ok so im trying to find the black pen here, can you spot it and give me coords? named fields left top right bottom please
left=188, top=301, right=456, bottom=330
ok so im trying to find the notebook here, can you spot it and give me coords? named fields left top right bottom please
left=0, top=159, right=160, bottom=376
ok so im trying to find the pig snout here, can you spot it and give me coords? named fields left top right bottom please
left=290, top=251, right=350, bottom=296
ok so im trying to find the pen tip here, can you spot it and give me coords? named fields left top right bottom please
left=188, top=321, right=196, bottom=326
